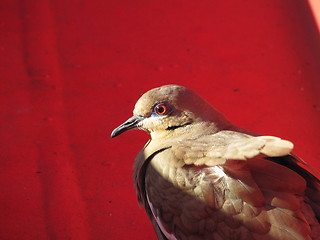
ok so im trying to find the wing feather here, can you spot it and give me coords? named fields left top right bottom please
left=173, top=131, right=294, bottom=166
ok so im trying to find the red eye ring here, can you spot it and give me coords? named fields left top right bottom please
left=155, top=103, right=169, bottom=115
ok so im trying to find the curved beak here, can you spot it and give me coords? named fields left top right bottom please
left=110, top=115, right=145, bottom=138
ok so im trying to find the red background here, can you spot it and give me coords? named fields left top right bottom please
left=1, top=0, right=319, bottom=239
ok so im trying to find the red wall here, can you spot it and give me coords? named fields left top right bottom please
left=1, top=0, right=319, bottom=239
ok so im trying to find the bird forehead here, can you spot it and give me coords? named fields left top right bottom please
left=133, top=96, right=156, bottom=116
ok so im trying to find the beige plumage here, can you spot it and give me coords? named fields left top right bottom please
left=111, top=85, right=320, bottom=240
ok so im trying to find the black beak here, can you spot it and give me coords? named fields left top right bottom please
left=110, top=115, right=145, bottom=138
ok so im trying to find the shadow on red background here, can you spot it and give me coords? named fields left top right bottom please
left=0, top=0, right=319, bottom=239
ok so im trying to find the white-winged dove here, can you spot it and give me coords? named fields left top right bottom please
left=111, top=85, right=320, bottom=240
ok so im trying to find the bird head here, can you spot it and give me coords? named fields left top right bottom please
left=111, top=85, right=231, bottom=139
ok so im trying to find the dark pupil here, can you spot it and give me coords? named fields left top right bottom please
left=157, top=106, right=165, bottom=114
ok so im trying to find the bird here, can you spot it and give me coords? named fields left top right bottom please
left=111, top=84, right=320, bottom=240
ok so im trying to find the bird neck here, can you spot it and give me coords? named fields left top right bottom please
left=149, top=121, right=223, bottom=142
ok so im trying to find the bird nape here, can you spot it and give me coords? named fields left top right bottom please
left=111, top=84, right=320, bottom=240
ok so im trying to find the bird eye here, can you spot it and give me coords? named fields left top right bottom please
left=154, top=103, right=170, bottom=115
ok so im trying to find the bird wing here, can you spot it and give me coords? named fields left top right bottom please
left=143, top=130, right=320, bottom=239
left=173, top=130, right=294, bottom=166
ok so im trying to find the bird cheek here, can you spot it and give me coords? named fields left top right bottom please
left=141, top=117, right=168, bottom=133
left=137, top=118, right=152, bottom=133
